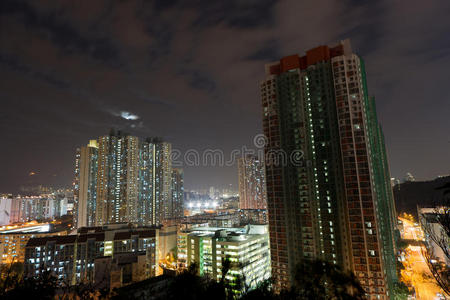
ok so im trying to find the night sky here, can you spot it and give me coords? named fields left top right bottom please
left=1, top=0, right=449, bottom=193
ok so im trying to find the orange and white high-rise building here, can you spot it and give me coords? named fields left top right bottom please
left=260, top=40, right=397, bottom=299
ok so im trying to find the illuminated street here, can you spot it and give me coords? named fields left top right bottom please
left=399, top=216, right=445, bottom=299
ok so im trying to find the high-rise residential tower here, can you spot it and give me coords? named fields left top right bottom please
left=260, top=40, right=397, bottom=299
left=169, top=168, right=184, bottom=219
left=238, top=156, right=267, bottom=210
left=74, top=132, right=176, bottom=227
left=74, top=140, right=98, bottom=228
left=95, top=133, right=140, bottom=225
left=138, top=138, right=172, bottom=226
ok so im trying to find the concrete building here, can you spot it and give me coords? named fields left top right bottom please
left=0, top=221, right=67, bottom=265
left=260, top=40, right=397, bottom=298
left=169, top=168, right=184, bottom=220
left=418, top=207, right=450, bottom=266
left=95, top=133, right=140, bottom=225
left=6, top=196, right=58, bottom=223
left=238, top=156, right=267, bottom=210
left=0, top=197, right=12, bottom=225
left=24, top=224, right=176, bottom=286
left=94, top=252, right=151, bottom=291
left=74, top=140, right=98, bottom=228
left=238, top=209, right=268, bottom=225
left=73, top=132, right=177, bottom=228
left=183, top=212, right=241, bottom=228
left=177, top=225, right=271, bottom=290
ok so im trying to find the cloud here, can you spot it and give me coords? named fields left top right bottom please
left=120, top=111, right=139, bottom=121
left=1, top=0, right=450, bottom=192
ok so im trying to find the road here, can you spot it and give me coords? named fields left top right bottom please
left=399, top=216, right=445, bottom=300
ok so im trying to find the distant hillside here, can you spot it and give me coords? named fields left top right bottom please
left=393, top=176, right=450, bottom=217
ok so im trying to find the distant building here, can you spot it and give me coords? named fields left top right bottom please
left=4, top=196, right=58, bottom=223
left=0, top=197, right=12, bottom=225
left=239, top=209, right=268, bottom=225
left=177, top=225, right=271, bottom=289
left=169, top=168, right=184, bottom=220
left=74, top=140, right=98, bottom=228
left=24, top=224, right=176, bottom=286
left=390, top=177, right=400, bottom=188
left=404, top=172, right=416, bottom=182
left=0, top=221, right=67, bottom=265
left=209, top=187, right=216, bottom=200
left=183, top=212, right=240, bottom=228
left=95, top=134, right=141, bottom=225
left=73, top=132, right=178, bottom=228
left=238, top=156, right=267, bottom=210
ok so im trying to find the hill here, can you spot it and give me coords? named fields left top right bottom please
left=393, top=176, right=450, bottom=217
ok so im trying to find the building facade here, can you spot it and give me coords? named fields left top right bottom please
left=238, top=156, right=267, bottom=210
left=419, top=207, right=450, bottom=266
left=169, top=168, right=184, bottom=220
left=0, top=222, right=67, bottom=265
left=24, top=224, right=161, bottom=285
left=74, top=140, right=98, bottom=228
left=5, top=196, right=57, bottom=223
left=260, top=40, right=397, bottom=298
left=177, top=225, right=271, bottom=290
left=73, top=132, right=177, bottom=228
left=95, top=134, right=140, bottom=225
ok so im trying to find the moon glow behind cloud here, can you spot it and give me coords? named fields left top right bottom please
left=120, top=111, right=139, bottom=120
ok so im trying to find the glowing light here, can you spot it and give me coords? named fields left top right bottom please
left=120, top=111, right=139, bottom=120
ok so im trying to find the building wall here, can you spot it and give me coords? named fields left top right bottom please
left=261, top=40, right=395, bottom=298
left=331, top=54, right=388, bottom=296
left=75, top=133, right=175, bottom=227
left=7, top=197, right=57, bottom=223
left=157, top=225, right=177, bottom=274
left=177, top=226, right=271, bottom=289
left=0, top=198, right=12, bottom=225
left=170, top=168, right=184, bottom=219
left=238, top=156, right=267, bottom=210
left=76, top=141, right=98, bottom=228
left=0, top=229, right=67, bottom=265
left=419, top=208, right=450, bottom=266
left=24, top=226, right=159, bottom=285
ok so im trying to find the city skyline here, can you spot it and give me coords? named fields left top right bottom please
left=2, top=1, right=450, bottom=194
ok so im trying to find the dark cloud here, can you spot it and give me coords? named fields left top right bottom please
left=0, top=0, right=120, bottom=66
left=0, top=0, right=449, bottom=193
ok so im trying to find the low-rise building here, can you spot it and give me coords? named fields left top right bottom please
left=24, top=224, right=176, bottom=287
left=94, top=251, right=152, bottom=290
left=177, top=225, right=271, bottom=289
left=418, top=207, right=450, bottom=266
left=183, top=212, right=241, bottom=228
left=0, top=221, right=67, bottom=265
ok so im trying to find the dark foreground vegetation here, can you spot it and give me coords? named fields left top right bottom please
left=1, top=259, right=368, bottom=300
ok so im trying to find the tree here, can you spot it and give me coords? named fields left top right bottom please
left=0, top=269, right=58, bottom=300
left=287, top=259, right=366, bottom=299
left=392, top=281, right=410, bottom=300
left=419, top=182, right=450, bottom=296
left=239, top=279, right=276, bottom=300
left=165, top=262, right=226, bottom=300
left=0, top=261, right=24, bottom=294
